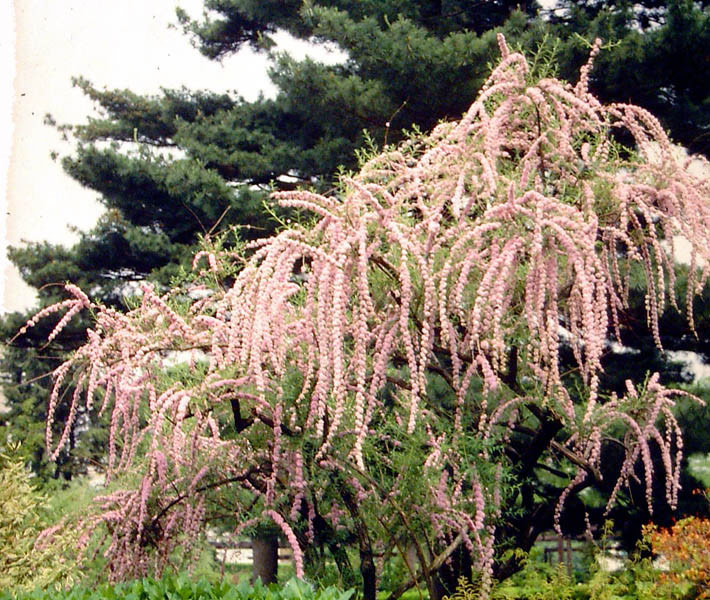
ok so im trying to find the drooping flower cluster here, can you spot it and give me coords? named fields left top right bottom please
left=26, top=36, right=710, bottom=592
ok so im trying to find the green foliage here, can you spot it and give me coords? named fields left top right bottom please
left=551, top=0, right=710, bottom=158
left=444, top=539, right=695, bottom=600
left=4, top=6, right=710, bottom=597
left=647, top=515, right=710, bottom=599
left=0, top=445, right=80, bottom=592
left=490, top=557, right=665, bottom=600
left=0, top=575, right=355, bottom=600
left=0, top=312, right=110, bottom=483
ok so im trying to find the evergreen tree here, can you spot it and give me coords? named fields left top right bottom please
left=3, top=0, right=709, bottom=495
left=551, top=0, right=710, bottom=157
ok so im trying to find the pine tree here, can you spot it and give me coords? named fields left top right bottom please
left=551, top=0, right=710, bottom=157
left=3, top=0, right=709, bottom=506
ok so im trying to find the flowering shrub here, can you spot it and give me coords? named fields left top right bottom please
left=21, top=36, right=710, bottom=598
left=647, top=516, right=710, bottom=598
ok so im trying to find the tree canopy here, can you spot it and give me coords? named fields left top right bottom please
left=3, top=0, right=546, bottom=480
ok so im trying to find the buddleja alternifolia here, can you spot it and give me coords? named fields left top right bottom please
left=22, top=36, right=710, bottom=592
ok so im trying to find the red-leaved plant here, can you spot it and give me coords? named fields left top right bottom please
left=647, top=513, right=710, bottom=598
left=22, top=36, right=710, bottom=598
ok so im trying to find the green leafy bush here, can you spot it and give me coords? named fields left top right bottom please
left=0, top=444, right=79, bottom=592
left=1, top=575, right=355, bottom=600
left=444, top=539, right=696, bottom=600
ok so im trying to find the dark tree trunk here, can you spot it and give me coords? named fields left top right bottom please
left=427, top=573, right=449, bottom=600
left=339, top=481, right=377, bottom=600
left=359, top=546, right=377, bottom=600
left=430, top=546, right=472, bottom=600
left=252, top=534, right=279, bottom=585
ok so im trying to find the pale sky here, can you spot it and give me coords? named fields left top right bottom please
left=2, top=0, right=343, bottom=314
left=1, top=3, right=14, bottom=313
left=1, top=3, right=565, bottom=315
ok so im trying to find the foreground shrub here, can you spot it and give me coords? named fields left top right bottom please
left=0, top=445, right=79, bottom=592
left=0, top=575, right=354, bottom=600
left=647, top=516, right=710, bottom=598
left=447, top=542, right=694, bottom=600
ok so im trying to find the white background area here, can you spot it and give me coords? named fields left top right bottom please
left=1, top=1, right=14, bottom=313
left=1, top=0, right=343, bottom=314
left=1, top=2, right=565, bottom=315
